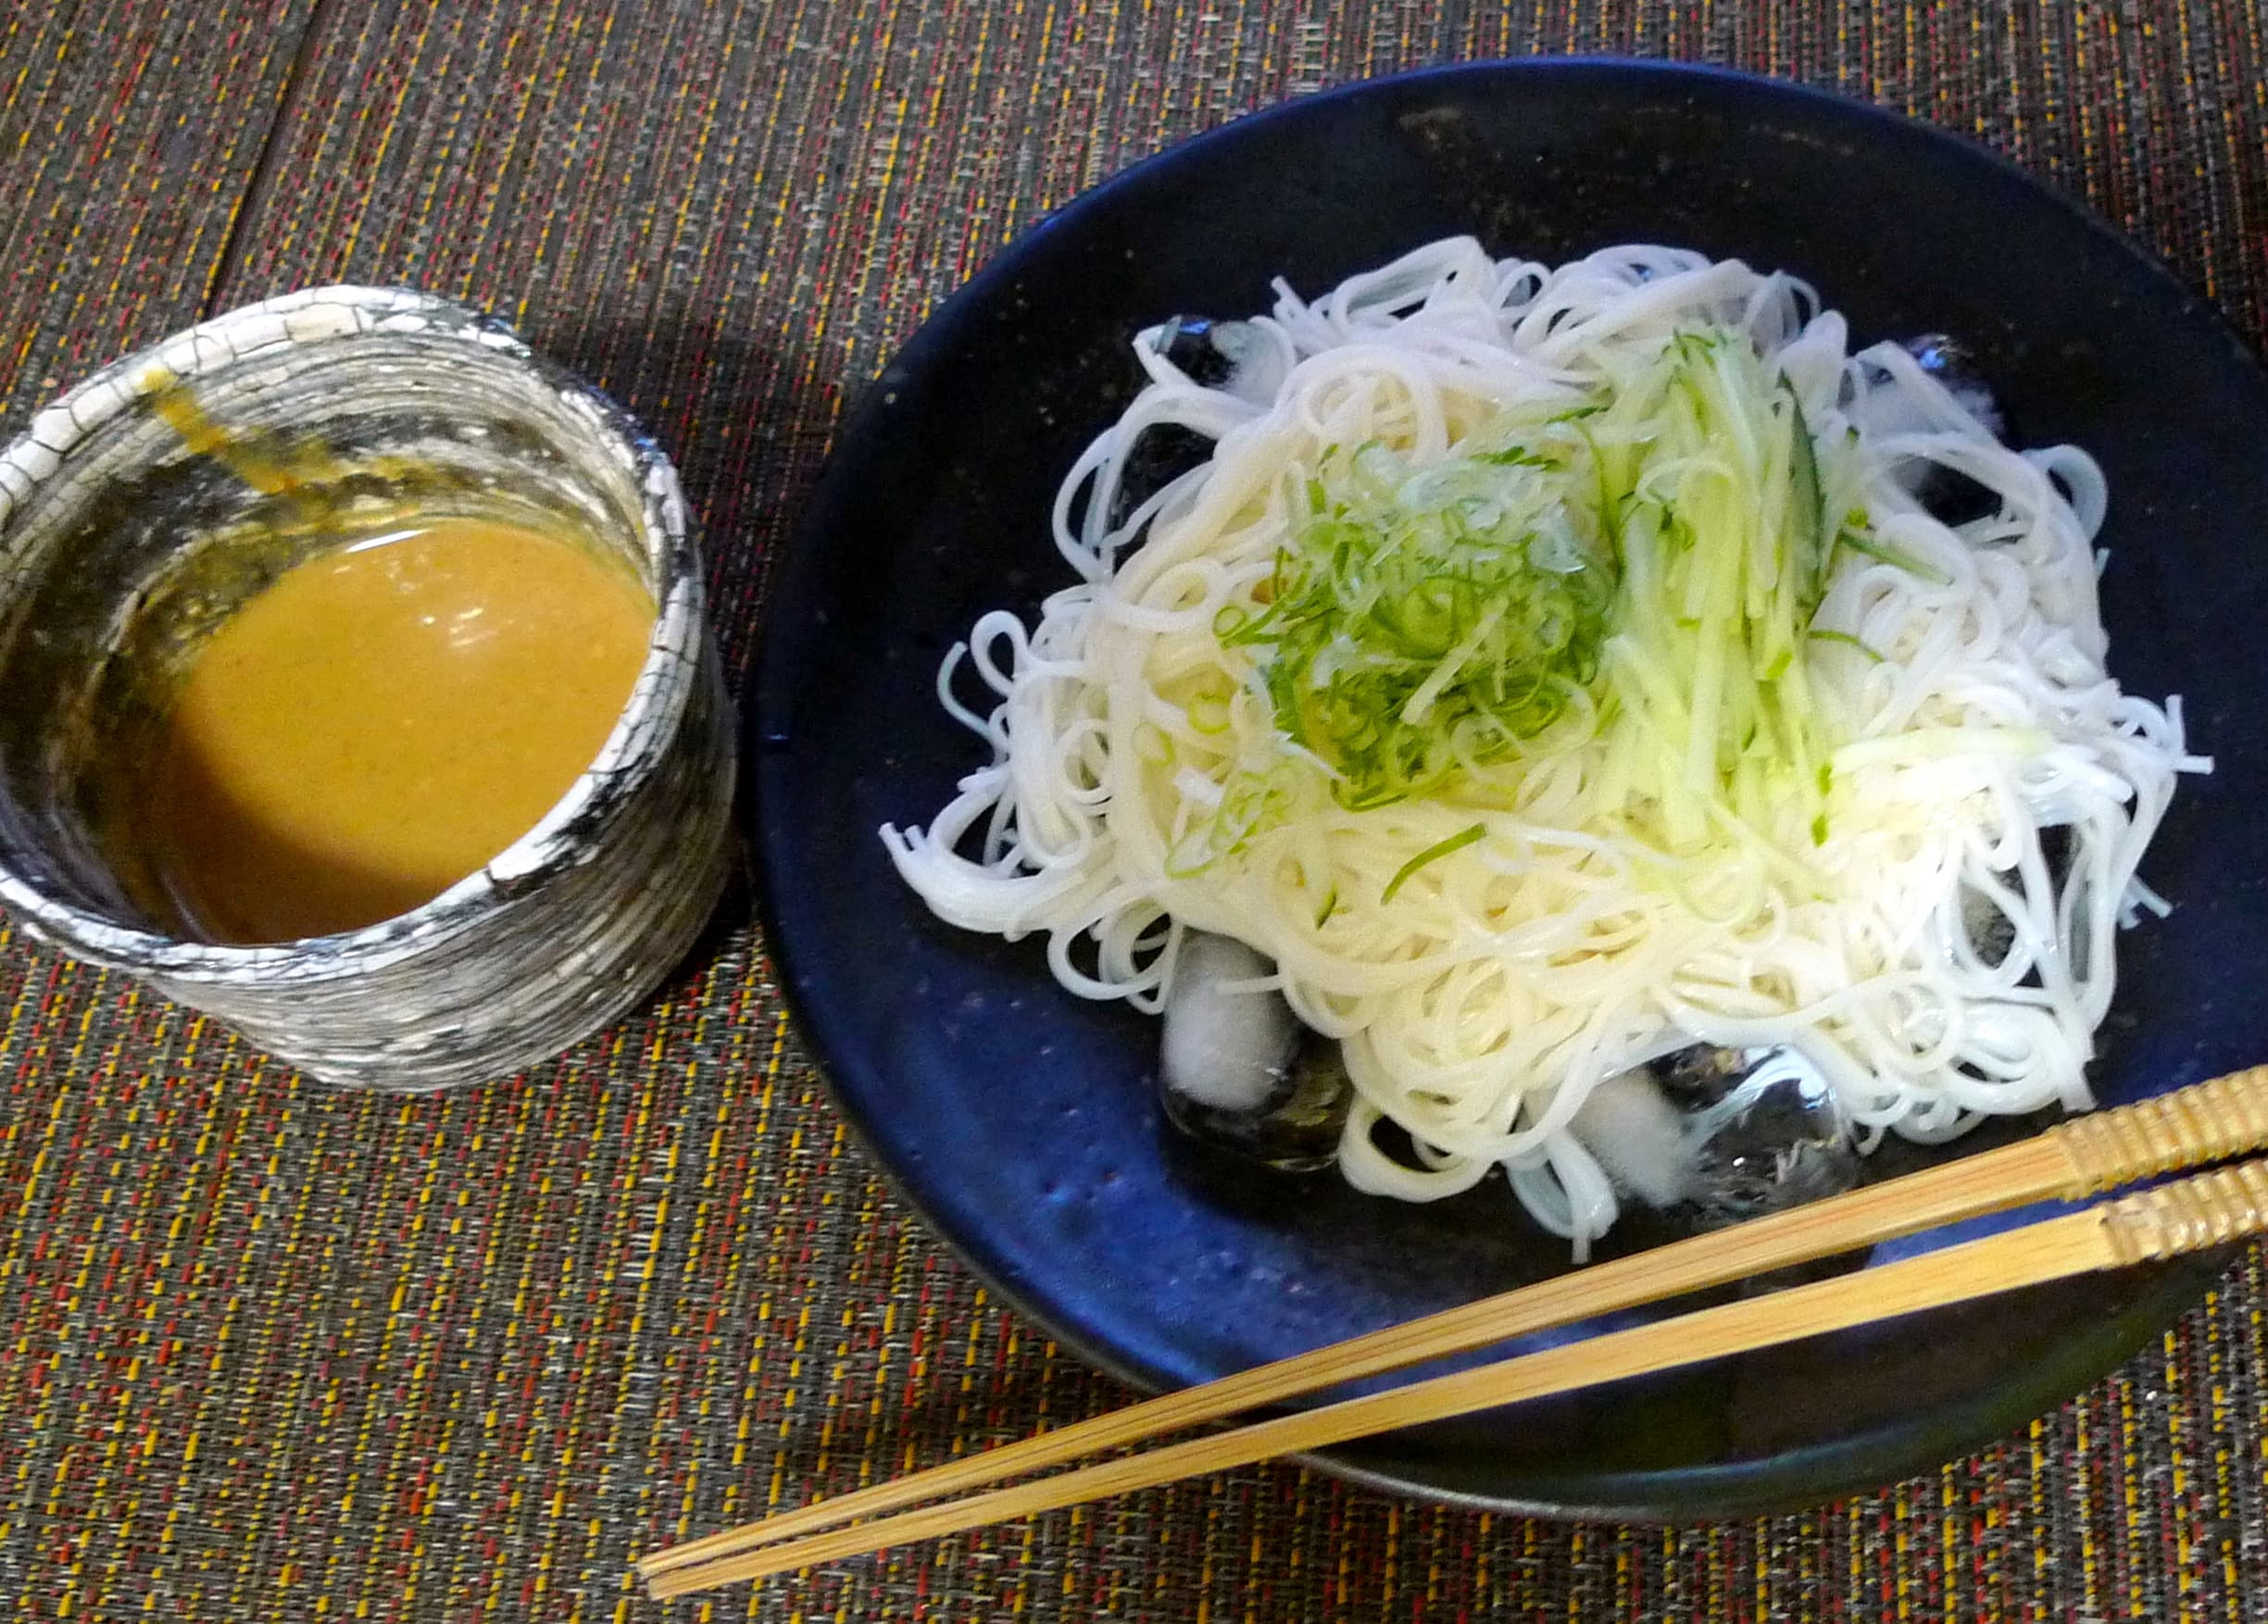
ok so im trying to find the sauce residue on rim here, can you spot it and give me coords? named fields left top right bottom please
left=144, top=517, right=655, bottom=945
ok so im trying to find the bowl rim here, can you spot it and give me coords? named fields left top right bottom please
left=0, top=283, right=708, bottom=977
left=748, top=56, right=2261, bottom=1519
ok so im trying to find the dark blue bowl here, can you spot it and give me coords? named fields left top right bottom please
left=748, top=60, right=2268, bottom=1518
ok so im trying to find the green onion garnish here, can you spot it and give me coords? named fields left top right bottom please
left=1381, top=822, right=1486, bottom=904
left=1219, top=439, right=1611, bottom=810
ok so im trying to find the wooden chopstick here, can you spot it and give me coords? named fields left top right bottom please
left=637, top=1065, right=2268, bottom=1591
left=648, top=1152, right=2268, bottom=1595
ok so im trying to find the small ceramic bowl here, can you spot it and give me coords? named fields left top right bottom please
left=0, top=286, right=735, bottom=1091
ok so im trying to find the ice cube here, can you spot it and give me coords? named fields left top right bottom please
left=1655, top=1043, right=1860, bottom=1224
left=1157, top=931, right=1350, bottom=1172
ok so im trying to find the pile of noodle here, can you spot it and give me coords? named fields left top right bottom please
left=883, top=239, right=2207, bottom=1247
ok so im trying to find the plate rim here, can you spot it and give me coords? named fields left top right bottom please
left=748, top=56, right=2249, bottom=1521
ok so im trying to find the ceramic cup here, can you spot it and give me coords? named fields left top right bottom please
left=0, top=286, right=735, bottom=1090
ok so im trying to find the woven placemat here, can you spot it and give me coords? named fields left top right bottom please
left=6, top=3, right=2268, bottom=1618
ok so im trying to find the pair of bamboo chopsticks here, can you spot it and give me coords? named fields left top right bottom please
left=638, top=1065, right=2268, bottom=1598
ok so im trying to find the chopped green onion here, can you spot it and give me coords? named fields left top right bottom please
left=1185, top=675, right=1234, bottom=734
left=1219, top=437, right=1611, bottom=809
left=1381, top=822, right=1486, bottom=904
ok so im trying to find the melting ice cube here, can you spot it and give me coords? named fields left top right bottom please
left=1572, top=1043, right=1860, bottom=1225
left=1157, top=931, right=1351, bottom=1172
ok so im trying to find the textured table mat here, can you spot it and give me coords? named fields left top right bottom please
left=6, top=2, right=2268, bottom=1618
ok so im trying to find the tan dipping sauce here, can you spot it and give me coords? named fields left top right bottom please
left=145, top=518, right=654, bottom=943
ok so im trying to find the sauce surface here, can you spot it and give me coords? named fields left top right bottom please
left=146, top=517, right=654, bottom=944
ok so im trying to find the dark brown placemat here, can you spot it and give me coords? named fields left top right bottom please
left=6, top=3, right=2268, bottom=1618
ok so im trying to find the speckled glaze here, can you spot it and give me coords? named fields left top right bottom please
left=0, top=287, right=733, bottom=1091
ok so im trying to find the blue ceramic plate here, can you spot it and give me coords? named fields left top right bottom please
left=747, top=60, right=2268, bottom=1518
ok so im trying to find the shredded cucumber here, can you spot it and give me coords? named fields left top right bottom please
left=1588, top=327, right=1847, bottom=853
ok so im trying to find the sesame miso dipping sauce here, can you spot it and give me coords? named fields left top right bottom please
left=145, top=517, right=657, bottom=944
left=0, top=287, right=735, bottom=1091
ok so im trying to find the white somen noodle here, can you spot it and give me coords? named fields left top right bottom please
left=881, top=239, right=2208, bottom=1251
